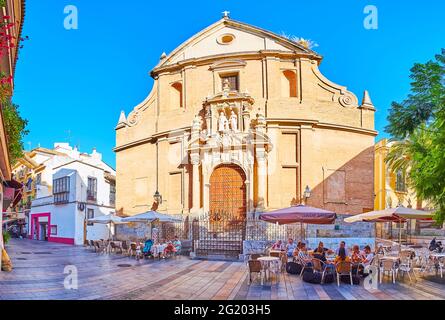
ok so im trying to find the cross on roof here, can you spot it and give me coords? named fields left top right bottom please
left=222, top=11, right=230, bottom=19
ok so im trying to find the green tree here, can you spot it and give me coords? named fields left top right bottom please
left=2, top=100, right=28, bottom=165
left=386, top=49, right=445, bottom=223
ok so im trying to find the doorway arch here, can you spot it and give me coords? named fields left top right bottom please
left=209, top=163, right=247, bottom=221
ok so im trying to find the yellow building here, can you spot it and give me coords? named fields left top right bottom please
left=374, top=138, right=438, bottom=240
left=115, top=14, right=377, bottom=221
left=10, top=149, right=57, bottom=215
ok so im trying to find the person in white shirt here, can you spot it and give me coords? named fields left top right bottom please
left=361, top=245, right=374, bottom=267
left=335, top=241, right=349, bottom=257
left=286, top=238, right=297, bottom=257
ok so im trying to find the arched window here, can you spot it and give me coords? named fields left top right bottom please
left=281, top=70, right=297, bottom=98
left=171, top=82, right=183, bottom=108
left=395, top=170, right=407, bottom=192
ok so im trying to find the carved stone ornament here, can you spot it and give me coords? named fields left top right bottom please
left=338, top=92, right=357, bottom=108
left=127, top=111, right=140, bottom=126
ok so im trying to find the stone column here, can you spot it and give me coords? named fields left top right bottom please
left=255, top=111, right=267, bottom=215
left=242, top=104, right=250, bottom=133
left=191, top=155, right=200, bottom=215
left=256, top=153, right=267, bottom=212
left=190, top=116, right=201, bottom=215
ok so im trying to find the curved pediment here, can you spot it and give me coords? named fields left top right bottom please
left=310, top=60, right=359, bottom=108
left=152, top=17, right=321, bottom=74
left=209, top=59, right=247, bottom=71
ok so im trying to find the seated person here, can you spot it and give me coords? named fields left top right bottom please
left=334, top=247, right=350, bottom=265
left=271, top=240, right=284, bottom=251
left=429, top=238, right=437, bottom=251
left=163, top=241, right=176, bottom=258
left=286, top=238, right=297, bottom=257
left=361, top=245, right=375, bottom=269
left=313, top=241, right=333, bottom=262
left=172, top=236, right=182, bottom=253
left=351, top=245, right=363, bottom=263
left=142, top=239, right=154, bottom=257
left=136, top=243, right=143, bottom=259
left=335, top=241, right=350, bottom=257
left=297, top=243, right=312, bottom=263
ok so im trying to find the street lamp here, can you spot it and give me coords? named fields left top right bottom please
left=153, top=190, right=162, bottom=204
left=303, top=185, right=311, bottom=203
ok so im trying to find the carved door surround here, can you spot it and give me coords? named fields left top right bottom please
left=188, top=89, right=272, bottom=219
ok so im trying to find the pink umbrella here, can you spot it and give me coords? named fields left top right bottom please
left=259, top=205, right=337, bottom=225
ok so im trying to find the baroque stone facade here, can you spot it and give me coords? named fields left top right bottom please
left=114, top=15, right=377, bottom=221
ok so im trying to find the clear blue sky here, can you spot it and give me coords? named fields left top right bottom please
left=13, top=0, right=445, bottom=168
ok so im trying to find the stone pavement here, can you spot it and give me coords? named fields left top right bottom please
left=1, top=239, right=445, bottom=300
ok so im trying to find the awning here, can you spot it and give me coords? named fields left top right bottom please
left=259, top=205, right=337, bottom=225
left=2, top=218, right=17, bottom=225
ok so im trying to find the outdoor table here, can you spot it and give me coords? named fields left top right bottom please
left=379, top=256, right=400, bottom=262
left=257, top=256, right=280, bottom=284
left=269, top=250, right=285, bottom=259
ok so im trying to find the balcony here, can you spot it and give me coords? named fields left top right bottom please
left=87, top=191, right=97, bottom=203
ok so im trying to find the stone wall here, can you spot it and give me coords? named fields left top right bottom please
left=116, top=223, right=151, bottom=242
left=306, top=214, right=375, bottom=238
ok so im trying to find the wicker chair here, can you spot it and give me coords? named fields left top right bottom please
left=247, top=260, right=265, bottom=285
left=94, top=241, right=106, bottom=254
left=336, top=261, right=353, bottom=286
left=311, top=258, right=330, bottom=283
left=280, top=254, right=288, bottom=273
left=270, top=251, right=281, bottom=258
left=250, top=254, right=262, bottom=260
left=89, top=240, right=96, bottom=252
left=296, top=256, right=312, bottom=277
left=110, top=241, right=122, bottom=254
left=121, top=241, right=129, bottom=255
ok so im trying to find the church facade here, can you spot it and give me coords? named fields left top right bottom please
left=114, top=15, right=377, bottom=221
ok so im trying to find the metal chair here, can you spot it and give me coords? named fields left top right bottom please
left=398, top=251, right=416, bottom=282
left=311, top=258, right=329, bottom=284
left=121, top=241, right=129, bottom=255
left=380, top=259, right=397, bottom=284
left=247, top=260, right=265, bottom=285
left=296, top=257, right=312, bottom=277
left=336, top=261, right=353, bottom=286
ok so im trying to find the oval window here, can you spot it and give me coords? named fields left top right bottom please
left=217, top=33, right=235, bottom=45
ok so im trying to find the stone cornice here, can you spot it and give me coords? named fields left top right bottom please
left=266, top=118, right=378, bottom=136
left=114, top=119, right=377, bottom=153
left=151, top=51, right=321, bottom=78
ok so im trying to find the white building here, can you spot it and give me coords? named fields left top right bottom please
left=29, top=143, right=116, bottom=245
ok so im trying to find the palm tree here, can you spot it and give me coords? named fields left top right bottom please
left=385, top=127, right=431, bottom=174
left=385, top=139, right=413, bottom=174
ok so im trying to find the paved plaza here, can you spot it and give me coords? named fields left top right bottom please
left=1, top=239, right=445, bottom=300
